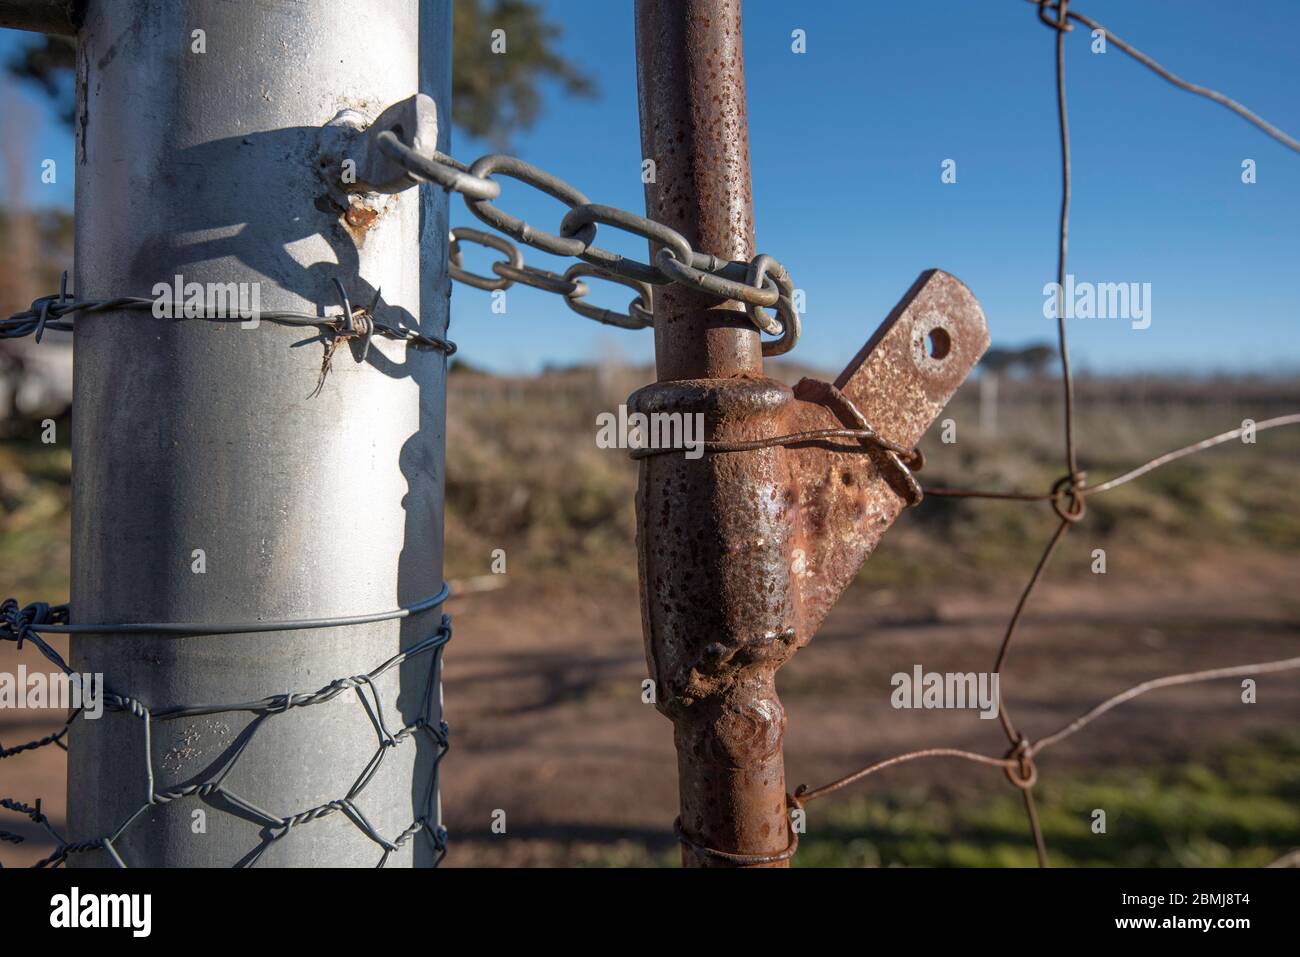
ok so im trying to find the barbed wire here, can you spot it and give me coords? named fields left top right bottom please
left=793, top=0, right=1300, bottom=867
left=0, top=272, right=456, bottom=398
left=0, top=596, right=451, bottom=868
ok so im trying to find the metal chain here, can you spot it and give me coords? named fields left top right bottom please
left=378, top=132, right=802, bottom=355
left=0, top=596, right=451, bottom=868
left=448, top=227, right=655, bottom=331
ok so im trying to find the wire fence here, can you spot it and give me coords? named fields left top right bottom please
left=1, top=596, right=451, bottom=868
left=0, top=209, right=459, bottom=865
left=791, top=0, right=1300, bottom=867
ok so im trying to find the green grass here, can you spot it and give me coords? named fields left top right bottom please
left=792, top=732, right=1300, bottom=868
left=528, top=735, right=1300, bottom=868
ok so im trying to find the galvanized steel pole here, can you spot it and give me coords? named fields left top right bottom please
left=67, top=0, right=451, bottom=866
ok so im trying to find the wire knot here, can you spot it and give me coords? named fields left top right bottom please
left=114, top=696, right=151, bottom=719
left=311, top=280, right=382, bottom=398
left=1050, top=471, right=1087, bottom=523
left=2, top=599, right=67, bottom=651
left=1004, top=737, right=1039, bottom=790
left=797, top=377, right=926, bottom=506
left=33, top=272, right=71, bottom=344
left=1036, top=0, right=1073, bottom=32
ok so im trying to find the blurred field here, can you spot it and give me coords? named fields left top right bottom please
left=2, top=362, right=1299, bottom=866
left=444, top=361, right=1300, bottom=586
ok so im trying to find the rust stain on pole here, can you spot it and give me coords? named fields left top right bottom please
left=634, top=0, right=989, bottom=868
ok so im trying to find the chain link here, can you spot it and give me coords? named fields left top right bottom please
left=390, top=143, right=803, bottom=355
left=2, top=147, right=805, bottom=356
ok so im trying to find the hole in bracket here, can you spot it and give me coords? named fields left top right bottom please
left=926, top=327, right=951, bottom=360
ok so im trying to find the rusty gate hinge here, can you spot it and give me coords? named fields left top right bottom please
left=632, top=268, right=987, bottom=865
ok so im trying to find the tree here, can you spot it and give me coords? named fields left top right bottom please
left=6, top=0, right=595, bottom=146
left=454, top=0, right=595, bottom=146
left=6, top=35, right=75, bottom=127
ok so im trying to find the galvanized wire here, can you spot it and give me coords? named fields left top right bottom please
left=0, top=596, right=451, bottom=868
left=0, top=272, right=457, bottom=867
left=794, top=0, right=1300, bottom=868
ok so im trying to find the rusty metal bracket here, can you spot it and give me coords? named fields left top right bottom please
left=785, top=269, right=989, bottom=635
left=632, top=269, right=987, bottom=866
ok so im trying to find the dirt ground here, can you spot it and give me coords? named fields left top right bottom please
left=3, top=545, right=1298, bottom=868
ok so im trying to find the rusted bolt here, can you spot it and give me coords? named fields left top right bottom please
left=345, top=201, right=379, bottom=231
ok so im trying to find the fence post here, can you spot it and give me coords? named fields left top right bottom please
left=633, top=0, right=785, bottom=868
left=633, top=0, right=989, bottom=867
left=61, top=0, right=450, bottom=866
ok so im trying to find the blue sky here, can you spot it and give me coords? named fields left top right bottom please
left=3, top=0, right=1298, bottom=374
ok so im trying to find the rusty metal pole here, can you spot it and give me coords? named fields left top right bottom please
left=633, top=0, right=782, bottom=868
left=635, top=0, right=760, bottom=384
left=634, top=0, right=990, bottom=867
